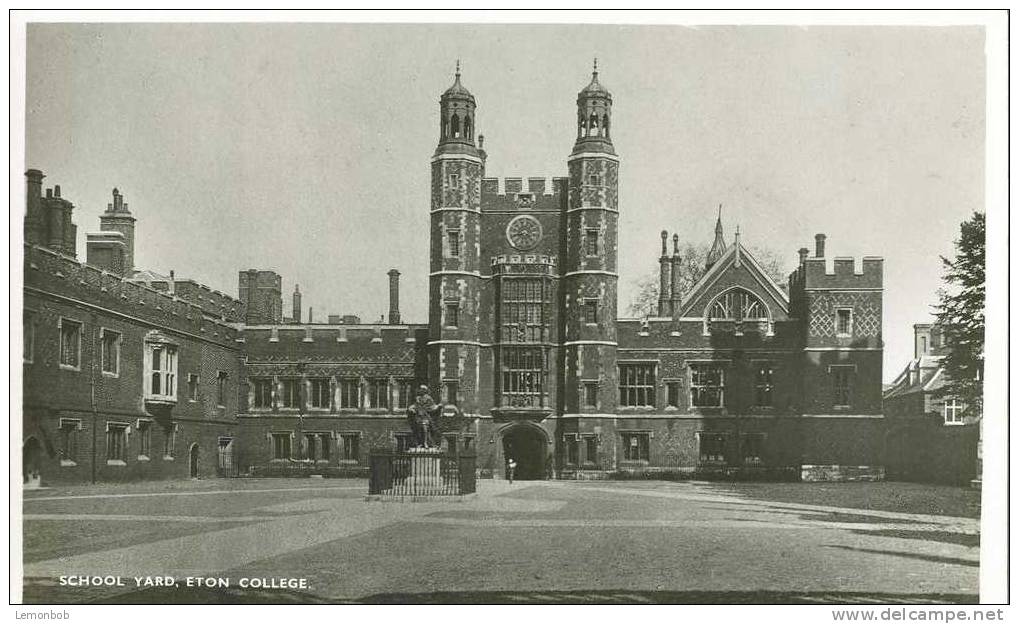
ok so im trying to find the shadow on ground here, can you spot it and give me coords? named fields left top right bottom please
left=24, top=585, right=979, bottom=605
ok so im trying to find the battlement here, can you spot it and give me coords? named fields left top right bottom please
left=240, top=324, right=428, bottom=354
left=24, top=244, right=238, bottom=343
left=170, top=280, right=245, bottom=322
left=802, top=256, right=883, bottom=289
left=480, top=177, right=568, bottom=210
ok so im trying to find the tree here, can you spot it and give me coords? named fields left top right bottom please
left=934, top=212, right=985, bottom=417
left=626, top=243, right=790, bottom=317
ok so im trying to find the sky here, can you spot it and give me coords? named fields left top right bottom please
left=23, top=23, right=986, bottom=382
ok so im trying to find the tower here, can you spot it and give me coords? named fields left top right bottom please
left=429, top=61, right=483, bottom=412
left=562, top=60, right=619, bottom=415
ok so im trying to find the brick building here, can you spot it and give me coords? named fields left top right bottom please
left=22, top=63, right=887, bottom=485
left=883, top=323, right=979, bottom=485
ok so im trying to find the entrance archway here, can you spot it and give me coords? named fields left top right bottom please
left=501, top=424, right=548, bottom=480
left=23, top=437, right=43, bottom=488
left=189, top=443, right=200, bottom=478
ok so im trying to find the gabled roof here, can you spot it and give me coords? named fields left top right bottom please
left=676, top=242, right=790, bottom=318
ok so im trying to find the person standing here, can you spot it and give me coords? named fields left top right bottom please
left=507, top=458, right=517, bottom=484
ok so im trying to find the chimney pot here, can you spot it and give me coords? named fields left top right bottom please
left=54, top=185, right=60, bottom=198
left=46, top=188, right=52, bottom=199
left=815, top=233, right=826, bottom=258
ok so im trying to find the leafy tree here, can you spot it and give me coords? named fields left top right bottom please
left=626, top=243, right=790, bottom=317
left=934, top=212, right=985, bottom=416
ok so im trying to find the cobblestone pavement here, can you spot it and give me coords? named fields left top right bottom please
left=20, top=479, right=980, bottom=604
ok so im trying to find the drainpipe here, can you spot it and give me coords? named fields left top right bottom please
left=90, top=319, right=99, bottom=484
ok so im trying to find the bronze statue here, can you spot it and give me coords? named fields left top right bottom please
left=406, top=385, right=442, bottom=448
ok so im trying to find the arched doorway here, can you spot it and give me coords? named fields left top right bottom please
left=189, top=443, right=200, bottom=478
left=23, top=437, right=43, bottom=488
left=501, top=424, right=548, bottom=480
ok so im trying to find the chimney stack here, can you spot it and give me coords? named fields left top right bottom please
left=308, top=307, right=313, bottom=323
left=657, top=231, right=671, bottom=317
left=54, top=185, right=61, bottom=198
left=293, top=284, right=302, bottom=324
left=387, top=269, right=401, bottom=324
left=815, top=233, right=826, bottom=258
left=798, top=247, right=809, bottom=264
left=669, top=234, right=682, bottom=316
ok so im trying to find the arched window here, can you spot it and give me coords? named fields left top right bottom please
left=451, top=114, right=460, bottom=139
left=589, top=113, right=599, bottom=136
left=464, top=115, right=472, bottom=140
left=602, top=114, right=610, bottom=138
left=578, top=115, right=585, bottom=138
left=708, top=289, right=769, bottom=322
left=441, top=117, right=448, bottom=140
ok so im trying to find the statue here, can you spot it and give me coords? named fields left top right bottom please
left=406, top=385, right=442, bottom=449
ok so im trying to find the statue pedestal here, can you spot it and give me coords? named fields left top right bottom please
left=405, top=447, right=443, bottom=496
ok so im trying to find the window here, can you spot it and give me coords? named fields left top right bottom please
left=367, top=378, right=389, bottom=409
left=708, top=289, right=768, bottom=322
left=500, top=278, right=546, bottom=342
left=59, top=419, right=80, bottom=466
left=188, top=374, right=199, bottom=401
left=280, top=379, right=301, bottom=409
left=396, top=380, right=414, bottom=409
left=137, top=420, right=152, bottom=459
left=944, top=399, right=964, bottom=425
left=309, top=378, right=331, bottom=409
left=742, top=433, right=765, bottom=465
left=836, top=308, right=853, bottom=336
left=305, top=433, right=331, bottom=461
left=447, top=230, right=461, bottom=257
left=584, top=382, right=598, bottom=407
left=585, top=436, right=598, bottom=465
left=341, top=433, right=360, bottom=461
left=699, top=433, right=727, bottom=463
left=444, top=434, right=459, bottom=454
left=252, top=378, right=274, bottom=409
left=59, top=318, right=82, bottom=369
left=338, top=378, right=359, bottom=408
left=566, top=436, right=580, bottom=465
left=163, top=424, right=177, bottom=459
left=444, top=380, right=459, bottom=405
left=23, top=312, right=35, bottom=363
left=690, top=363, right=725, bottom=408
left=463, top=436, right=475, bottom=452
left=272, top=433, right=292, bottom=460
left=217, top=371, right=228, bottom=407
left=445, top=303, right=459, bottom=328
left=106, top=423, right=128, bottom=463
left=146, top=343, right=177, bottom=400
left=754, top=364, right=774, bottom=407
left=101, top=329, right=121, bottom=376
left=583, top=300, right=599, bottom=324
left=619, top=363, right=656, bottom=407
left=500, top=347, right=545, bottom=408
left=666, top=381, right=681, bottom=408
left=588, top=174, right=601, bottom=186
left=621, top=432, right=649, bottom=462
left=448, top=173, right=459, bottom=188
left=585, top=229, right=599, bottom=256
left=832, top=367, right=853, bottom=407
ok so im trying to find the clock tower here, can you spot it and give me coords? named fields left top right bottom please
left=429, top=61, right=484, bottom=417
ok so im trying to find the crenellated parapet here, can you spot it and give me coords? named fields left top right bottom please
left=169, top=280, right=245, bottom=322
left=802, top=256, right=884, bottom=290
left=24, top=244, right=237, bottom=345
left=480, top=177, right=567, bottom=212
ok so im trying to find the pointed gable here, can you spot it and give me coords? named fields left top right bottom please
left=677, top=243, right=790, bottom=320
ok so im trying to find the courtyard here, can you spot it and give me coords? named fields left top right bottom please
left=20, top=478, right=980, bottom=604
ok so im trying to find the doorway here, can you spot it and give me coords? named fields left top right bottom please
left=23, top=437, right=43, bottom=488
left=501, top=424, right=547, bottom=480
left=189, top=443, right=200, bottom=478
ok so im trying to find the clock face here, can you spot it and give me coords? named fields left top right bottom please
left=506, top=215, right=543, bottom=251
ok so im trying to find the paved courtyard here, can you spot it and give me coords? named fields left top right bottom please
left=20, top=479, right=980, bottom=604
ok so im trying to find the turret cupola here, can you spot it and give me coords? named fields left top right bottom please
left=572, top=58, right=614, bottom=156
left=436, top=60, right=479, bottom=157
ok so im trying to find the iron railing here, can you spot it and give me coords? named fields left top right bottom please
left=369, top=450, right=476, bottom=497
